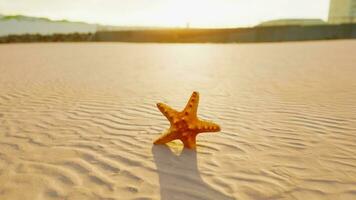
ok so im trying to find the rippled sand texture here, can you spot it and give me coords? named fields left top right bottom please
left=1, top=41, right=356, bottom=200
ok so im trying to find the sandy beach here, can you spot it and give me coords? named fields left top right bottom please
left=0, top=40, right=356, bottom=200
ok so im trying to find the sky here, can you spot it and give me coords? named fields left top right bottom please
left=0, top=0, right=331, bottom=27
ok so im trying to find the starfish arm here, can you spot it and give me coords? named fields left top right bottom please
left=196, top=120, right=221, bottom=133
left=181, top=134, right=197, bottom=149
left=153, top=129, right=177, bottom=145
left=156, top=103, right=178, bottom=122
left=183, top=91, right=199, bottom=117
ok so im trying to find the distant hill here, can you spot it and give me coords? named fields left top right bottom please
left=0, top=14, right=98, bottom=36
left=258, top=18, right=326, bottom=27
left=0, top=14, right=174, bottom=36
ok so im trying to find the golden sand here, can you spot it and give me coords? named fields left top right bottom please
left=0, top=41, right=356, bottom=200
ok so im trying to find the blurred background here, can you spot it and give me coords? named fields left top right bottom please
left=0, top=0, right=355, bottom=42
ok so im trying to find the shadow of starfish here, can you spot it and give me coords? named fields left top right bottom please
left=152, top=145, right=234, bottom=200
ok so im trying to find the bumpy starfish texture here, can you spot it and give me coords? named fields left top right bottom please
left=154, top=91, right=221, bottom=149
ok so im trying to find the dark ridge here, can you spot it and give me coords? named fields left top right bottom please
left=1, top=23, right=356, bottom=43
left=0, top=33, right=94, bottom=43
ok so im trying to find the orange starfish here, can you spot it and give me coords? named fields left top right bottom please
left=154, top=91, right=221, bottom=149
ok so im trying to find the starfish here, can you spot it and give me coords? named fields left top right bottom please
left=154, top=91, right=221, bottom=149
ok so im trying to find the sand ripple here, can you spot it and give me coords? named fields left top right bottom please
left=1, top=41, right=356, bottom=200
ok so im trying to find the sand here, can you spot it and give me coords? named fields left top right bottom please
left=0, top=40, right=356, bottom=200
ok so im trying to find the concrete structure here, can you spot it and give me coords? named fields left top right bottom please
left=329, top=0, right=356, bottom=23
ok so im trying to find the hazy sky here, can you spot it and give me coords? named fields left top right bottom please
left=0, top=0, right=331, bottom=27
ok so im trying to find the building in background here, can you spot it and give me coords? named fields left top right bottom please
left=329, top=0, right=356, bottom=23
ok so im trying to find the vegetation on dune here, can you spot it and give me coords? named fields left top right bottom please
left=0, top=33, right=94, bottom=43
left=2, top=15, right=50, bottom=21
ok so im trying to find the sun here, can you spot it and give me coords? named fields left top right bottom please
left=154, top=0, right=193, bottom=27
left=135, top=0, right=221, bottom=28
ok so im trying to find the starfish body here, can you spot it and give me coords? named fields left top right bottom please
left=154, top=91, right=221, bottom=149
